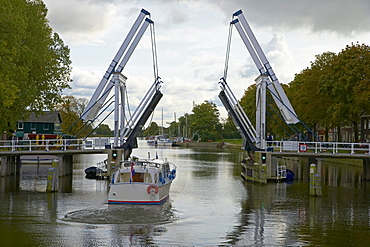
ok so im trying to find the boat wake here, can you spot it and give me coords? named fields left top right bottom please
left=62, top=201, right=178, bottom=225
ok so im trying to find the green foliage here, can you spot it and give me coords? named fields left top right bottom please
left=95, top=124, right=113, bottom=136
left=0, top=0, right=71, bottom=133
left=144, top=122, right=159, bottom=137
left=190, top=100, right=221, bottom=141
left=288, top=43, right=370, bottom=141
left=178, top=113, right=193, bottom=138
left=220, top=117, right=239, bottom=139
left=56, top=96, right=91, bottom=137
left=238, top=84, right=290, bottom=140
left=168, top=121, right=180, bottom=137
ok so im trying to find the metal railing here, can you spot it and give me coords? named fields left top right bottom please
left=0, top=137, right=115, bottom=152
left=266, top=140, right=370, bottom=155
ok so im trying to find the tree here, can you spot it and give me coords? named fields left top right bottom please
left=318, top=43, right=370, bottom=142
left=168, top=121, right=180, bottom=137
left=288, top=52, right=336, bottom=140
left=56, top=96, right=92, bottom=137
left=143, top=122, right=159, bottom=137
left=0, top=0, right=71, bottom=133
left=191, top=101, right=221, bottom=141
left=95, top=124, right=113, bottom=136
left=219, top=116, right=239, bottom=139
left=178, top=113, right=193, bottom=138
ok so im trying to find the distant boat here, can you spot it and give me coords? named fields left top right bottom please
left=157, top=139, right=173, bottom=146
left=147, top=138, right=176, bottom=146
left=147, top=139, right=157, bottom=146
left=108, top=157, right=177, bottom=204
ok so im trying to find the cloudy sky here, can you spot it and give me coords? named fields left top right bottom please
left=43, top=0, right=370, bottom=129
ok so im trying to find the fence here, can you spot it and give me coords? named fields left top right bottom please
left=0, top=137, right=115, bottom=152
left=266, top=140, right=370, bottom=155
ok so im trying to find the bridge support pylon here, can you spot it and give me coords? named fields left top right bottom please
left=0, top=156, right=21, bottom=177
left=241, top=151, right=287, bottom=183
left=363, top=159, right=370, bottom=181
left=106, top=149, right=124, bottom=177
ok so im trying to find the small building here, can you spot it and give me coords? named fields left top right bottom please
left=15, top=111, right=63, bottom=140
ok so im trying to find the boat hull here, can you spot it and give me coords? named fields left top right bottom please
left=108, top=182, right=172, bottom=205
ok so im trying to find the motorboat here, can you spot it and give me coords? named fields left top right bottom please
left=108, top=157, right=176, bottom=204
left=84, top=160, right=107, bottom=179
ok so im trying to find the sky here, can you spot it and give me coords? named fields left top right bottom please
left=43, top=0, right=370, bottom=129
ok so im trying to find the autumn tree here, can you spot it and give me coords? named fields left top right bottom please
left=288, top=52, right=336, bottom=140
left=0, top=0, right=71, bottom=133
left=318, top=43, right=370, bottom=142
left=56, top=96, right=91, bottom=137
left=288, top=43, right=370, bottom=142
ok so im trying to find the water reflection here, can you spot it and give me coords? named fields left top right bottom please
left=225, top=173, right=370, bottom=246
left=1, top=144, right=370, bottom=246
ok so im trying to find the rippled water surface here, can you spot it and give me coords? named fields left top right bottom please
left=1, top=141, right=369, bottom=246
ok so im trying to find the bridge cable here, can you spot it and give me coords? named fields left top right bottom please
left=223, top=22, right=234, bottom=80
left=150, top=21, right=159, bottom=80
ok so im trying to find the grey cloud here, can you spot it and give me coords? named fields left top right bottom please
left=207, top=0, right=370, bottom=36
left=166, top=7, right=189, bottom=24
left=46, top=0, right=370, bottom=37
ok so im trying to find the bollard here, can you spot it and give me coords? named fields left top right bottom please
left=46, top=160, right=58, bottom=192
left=309, top=164, right=316, bottom=196
left=309, top=163, right=322, bottom=196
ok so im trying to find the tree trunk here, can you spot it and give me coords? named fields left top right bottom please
left=352, top=121, right=359, bottom=142
left=337, top=123, right=342, bottom=142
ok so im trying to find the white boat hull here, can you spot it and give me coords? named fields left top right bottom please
left=108, top=182, right=172, bottom=205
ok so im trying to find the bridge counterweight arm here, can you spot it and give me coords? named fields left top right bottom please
left=82, top=9, right=151, bottom=122
left=232, top=10, right=299, bottom=124
left=95, top=18, right=153, bottom=114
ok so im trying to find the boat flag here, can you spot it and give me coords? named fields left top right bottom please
left=130, top=162, right=135, bottom=183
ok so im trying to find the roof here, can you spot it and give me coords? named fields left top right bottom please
left=25, top=111, right=62, bottom=123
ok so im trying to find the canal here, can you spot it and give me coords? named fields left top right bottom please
left=0, top=140, right=369, bottom=246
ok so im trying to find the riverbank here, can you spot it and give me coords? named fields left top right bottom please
left=177, top=141, right=242, bottom=149
left=176, top=141, right=363, bottom=166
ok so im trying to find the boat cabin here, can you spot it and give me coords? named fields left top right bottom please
left=113, top=160, right=173, bottom=185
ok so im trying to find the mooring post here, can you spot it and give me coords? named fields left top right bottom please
left=309, top=162, right=322, bottom=196
left=46, top=159, right=58, bottom=192
left=315, top=159, right=322, bottom=196
left=309, top=163, right=316, bottom=196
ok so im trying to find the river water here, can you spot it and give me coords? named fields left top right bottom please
left=1, top=141, right=369, bottom=246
